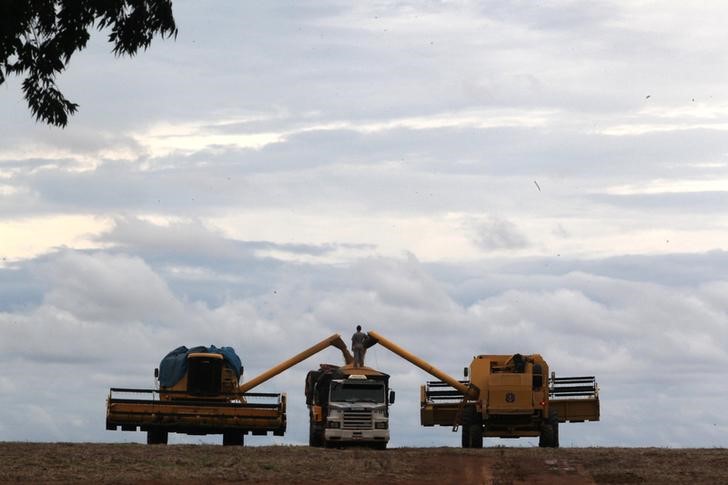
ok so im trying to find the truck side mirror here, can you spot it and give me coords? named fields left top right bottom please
left=463, top=367, right=469, bottom=378
left=389, top=390, right=395, bottom=404
left=154, top=368, right=159, bottom=378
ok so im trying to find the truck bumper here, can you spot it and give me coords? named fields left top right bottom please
left=324, top=428, right=389, bottom=444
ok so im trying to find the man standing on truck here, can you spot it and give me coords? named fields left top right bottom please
left=352, top=325, right=367, bottom=367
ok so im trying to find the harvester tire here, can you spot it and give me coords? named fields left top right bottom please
left=538, top=424, right=554, bottom=448
left=461, top=423, right=470, bottom=448
left=146, top=429, right=168, bottom=445
left=539, top=412, right=559, bottom=448
left=468, top=422, right=483, bottom=449
left=222, top=431, right=244, bottom=446
left=461, top=407, right=483, bottom=449
left=551, top=413, right=560, bottom=448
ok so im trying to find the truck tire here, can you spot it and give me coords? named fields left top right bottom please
left=222, top=431, right=244, bottom=446
left=308, top=423, right=323, bottom=447
left=146, top=428, right=168, bottom=445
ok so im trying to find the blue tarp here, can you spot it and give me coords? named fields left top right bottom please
left=158, top=345, right=243, bottom=387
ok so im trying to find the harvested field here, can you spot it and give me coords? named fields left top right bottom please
left=0, top=443, right=726, bottom=484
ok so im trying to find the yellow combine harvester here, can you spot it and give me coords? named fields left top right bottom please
left=367, top=331, right=599, bottom=448
left=106, top=334, right=352, bottom=445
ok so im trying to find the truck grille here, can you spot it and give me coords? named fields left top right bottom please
left=343, top=410, right=372, bottom=430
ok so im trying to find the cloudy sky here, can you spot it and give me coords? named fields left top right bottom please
left=1, top=1, right=728, bottom=447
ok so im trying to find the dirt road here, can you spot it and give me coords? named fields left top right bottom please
left=1, top=443, right=726, bottom=484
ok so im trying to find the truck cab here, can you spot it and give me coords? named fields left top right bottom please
left=306, top=366, right=394, bottom=449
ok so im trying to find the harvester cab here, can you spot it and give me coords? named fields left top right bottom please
left=465, top=354, right=549, bottom=415
left=151, top=345, right=244, bottom=400
left=185, top=353, right=226, bottom=396
left=153, top=352, right=239, bottom=398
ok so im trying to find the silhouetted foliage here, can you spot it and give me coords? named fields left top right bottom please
left=0, top=0, right=177, bottom=127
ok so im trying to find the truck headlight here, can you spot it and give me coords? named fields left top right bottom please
left=326, top=421, right=341, bottom=429
left=375, top=422, right=388, bottom=430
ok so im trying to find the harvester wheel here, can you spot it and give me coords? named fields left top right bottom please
left=461, top=420, right=471, bottom=448
left=146, top=429, right=168, bottom=445
left=468, top=422, right=483, bottom=449
left=551, top=413, right=560, bottom=448
left=222, top=431, right=244, bottom=446
left=461, top=407, right=483, bottom=449
left=539, top=412, right=559, bottom=448
left=538, top=424, right=553, bottom=448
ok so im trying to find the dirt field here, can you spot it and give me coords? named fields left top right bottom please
left=1, top=443, right=726, bottom=484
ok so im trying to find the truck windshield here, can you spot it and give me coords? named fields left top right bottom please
left=330, top=382, right=385, bottom=403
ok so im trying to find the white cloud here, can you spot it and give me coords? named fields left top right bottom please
left=0, top=216, right=112, bottom=263
left=37, top=251, right=185, bottom=325
left=470, top=216, right=530, bottom=251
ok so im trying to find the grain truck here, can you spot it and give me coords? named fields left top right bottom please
left=366, top=331, right=599, bottom=448
left=305, top=364, right=394, bottom=449
left=106, top=334, right=353, bottom=445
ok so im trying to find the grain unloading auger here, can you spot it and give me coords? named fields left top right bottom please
left=106, top=334, right=353, bottom=445
left=366, top=331, right=599, bottom=448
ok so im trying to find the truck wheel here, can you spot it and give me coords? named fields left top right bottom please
left=222, top=431, right=244, bottom=446
left=308, top=429, right=316, bottom=447
left=309, top=423, right=323, bottom=447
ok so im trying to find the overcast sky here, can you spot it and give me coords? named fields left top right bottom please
left=1, top=1, right=728, bottom=447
